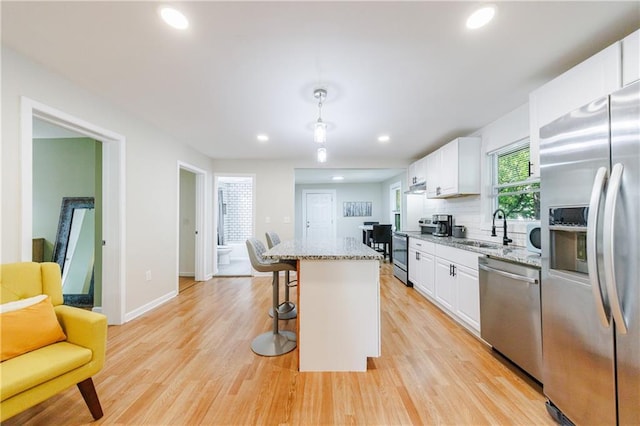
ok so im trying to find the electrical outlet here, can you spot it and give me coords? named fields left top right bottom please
left=265, top=216, right=271, bottom=223
left=145, top=270, right=152, bottom=281
left=283, top=216, right=290, bottom=223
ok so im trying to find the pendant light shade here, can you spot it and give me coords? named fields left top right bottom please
left=314, top=120, right=327, bottom=144
left=317, top=147, right=327, bottom=163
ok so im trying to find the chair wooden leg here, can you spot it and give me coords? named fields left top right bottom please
left=77, top=377, right=104, bottom=420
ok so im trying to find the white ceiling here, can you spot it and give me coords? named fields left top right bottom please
left=295, top=167, right=405, bottom=184
left=3, top=1, right=639, bottom=169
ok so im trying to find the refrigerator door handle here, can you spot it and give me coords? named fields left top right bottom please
left=603, top=162, right=628, bottom=334
left=587, top=167, right=610, bottom=327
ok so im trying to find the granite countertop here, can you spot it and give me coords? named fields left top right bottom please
left=263, top=237, right=383, bottom=261
left=405, top=231, right=541, bottom=268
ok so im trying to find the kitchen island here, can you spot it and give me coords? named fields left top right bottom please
left=263, top=237, right=382, bottom=372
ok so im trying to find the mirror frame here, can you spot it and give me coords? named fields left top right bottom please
left=52, top=196, right=95, bottom=307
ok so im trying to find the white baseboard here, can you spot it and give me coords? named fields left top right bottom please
left=124, top=290, right=177, bottom=323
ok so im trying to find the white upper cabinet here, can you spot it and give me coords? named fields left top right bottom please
left=425, top=151, right=440, bottom=198
left=408, top=156, right=427, bottom=186
left=425, top=137, right=481, bottom=199
left=622, top=29, right=639, bottom=86
left=529, top=41, right=622, bottom=178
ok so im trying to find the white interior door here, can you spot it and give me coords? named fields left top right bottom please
left=302, top=190, right=336, bottom=241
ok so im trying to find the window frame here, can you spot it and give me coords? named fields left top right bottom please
left=489, top=137, right=540, bottom=221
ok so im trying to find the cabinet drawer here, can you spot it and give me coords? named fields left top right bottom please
left=435, top=245, right=480, bottom=270
left=409, top=238, right=435, bottom=254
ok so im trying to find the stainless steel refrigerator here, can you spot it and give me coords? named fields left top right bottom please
left=540, top=79, right=639, bottom=425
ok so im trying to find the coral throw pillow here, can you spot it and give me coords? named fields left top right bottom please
left=1, top=295, right=67, bottom=361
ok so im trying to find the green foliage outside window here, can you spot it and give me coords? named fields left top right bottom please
left=493, top=144, right=540, bottom=220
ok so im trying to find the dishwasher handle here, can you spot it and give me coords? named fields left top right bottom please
left=479, top=263, right=539, bottom=284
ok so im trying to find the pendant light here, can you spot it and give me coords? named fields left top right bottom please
left=313, top=88, right=327, bottom=144
left=317, top=147, right=327, bottom=163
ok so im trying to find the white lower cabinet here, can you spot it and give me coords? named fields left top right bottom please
left=435, top=258, right=455, bottom=311
left=408, top=239, right=435, bottom=297
left=422, top=254, right=435, bottom=296
left=413, top=241, right=481, bottom=334
left=454, top=264, right=480, bottom=331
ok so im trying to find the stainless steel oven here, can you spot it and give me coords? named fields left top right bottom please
left=392, top=232, right=410, bottom=286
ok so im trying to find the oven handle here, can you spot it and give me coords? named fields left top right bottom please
left=479, top=264, right=538, bottom=284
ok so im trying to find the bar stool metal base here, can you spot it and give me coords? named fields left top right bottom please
left=251, top=331, right=297, bottom=356
left=269, top=302, right=297, bottom=319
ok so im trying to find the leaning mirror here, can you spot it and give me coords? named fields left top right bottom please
left=52, top=197, right=95, bottom=308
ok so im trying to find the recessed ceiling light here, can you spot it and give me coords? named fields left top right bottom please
left=332, top=176, right=344, bottom=181
left=466, top=5, right=496, bottom=30
left=159, top=7, right=189, bottom=30
left=378, top=135, right=391, bottom=143
left=256, top=134, right=269, bottom=142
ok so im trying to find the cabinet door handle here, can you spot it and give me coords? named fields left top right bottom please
left=452, top=264, right=456, bottom=277
left=416, top=252, right=420, bottom=260
left=449, top=264, right=453, bottom=276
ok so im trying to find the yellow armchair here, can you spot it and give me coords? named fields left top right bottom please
left=0, top=262, right=107, bottom=422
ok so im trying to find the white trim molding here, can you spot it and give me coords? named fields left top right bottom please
left=177, top=161, right=210, bottom=284
left=21, top=96, right=126, bottom=325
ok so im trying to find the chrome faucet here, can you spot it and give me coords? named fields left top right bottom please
left=492, top=209, right=513, bottom=246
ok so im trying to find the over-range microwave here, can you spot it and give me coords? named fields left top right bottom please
left=526, top=222, right=541, bottom=254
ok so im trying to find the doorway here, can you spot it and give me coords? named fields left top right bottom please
left=21, top=97, right=125, bottom=324
left=214, top=175, right=254, bottom=276
left=177, top=162, right=208, bottom=285
left=32, top=119, right=102, bottom=309
left=389, top=181, right=402, bottom=231
left=302, top=189, right=336, bottom=241
left=179, top=169, right=196, bottom=287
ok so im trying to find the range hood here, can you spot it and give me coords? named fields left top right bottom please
left=404, top=182, right=426, bottom=194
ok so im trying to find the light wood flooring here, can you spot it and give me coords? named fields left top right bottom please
left=6, top=262, right=554, bottom=425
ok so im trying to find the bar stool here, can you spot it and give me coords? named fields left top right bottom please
left=246, top=238, right=297, bottom=356
left=265, top=231, right=297, bottom=320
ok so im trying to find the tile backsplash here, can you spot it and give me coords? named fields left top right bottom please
left=221, top=181, right=253, bottom=243
left=421, top=195, right=529, bottom=248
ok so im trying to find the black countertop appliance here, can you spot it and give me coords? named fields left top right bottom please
left=432, top=214, right=453, bottom=237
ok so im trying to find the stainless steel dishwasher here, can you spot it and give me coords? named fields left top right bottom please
left=479, top=256, right=542, bottom=382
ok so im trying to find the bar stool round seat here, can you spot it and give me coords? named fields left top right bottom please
left=265, top=231, right=297, bottom=320
left=246, top=238, right=297, bottom=356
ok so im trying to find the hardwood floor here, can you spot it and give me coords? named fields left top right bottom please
left=6, top=262, right=554, bottom=425
left=179, top=276, right=198, bottom=293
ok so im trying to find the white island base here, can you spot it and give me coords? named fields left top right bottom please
left=298, top=259, right=381, bottom=372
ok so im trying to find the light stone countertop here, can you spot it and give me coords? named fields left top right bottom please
left=263, top=237, right=383, bottom=261
left=405, top=231, right=542, bottom=268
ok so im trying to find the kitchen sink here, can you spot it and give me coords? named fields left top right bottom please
left=455, top=240, right=501, bottom=249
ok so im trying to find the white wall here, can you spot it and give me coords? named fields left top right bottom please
left=417, top=103, right=531, bottom=247
left=295, top=183, right=385, bottom=240
left=1, top=48, right=216, bottom=319
left=212, top=160, right=293, bottom=244
left=179, top=169, right=196, bottom=276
